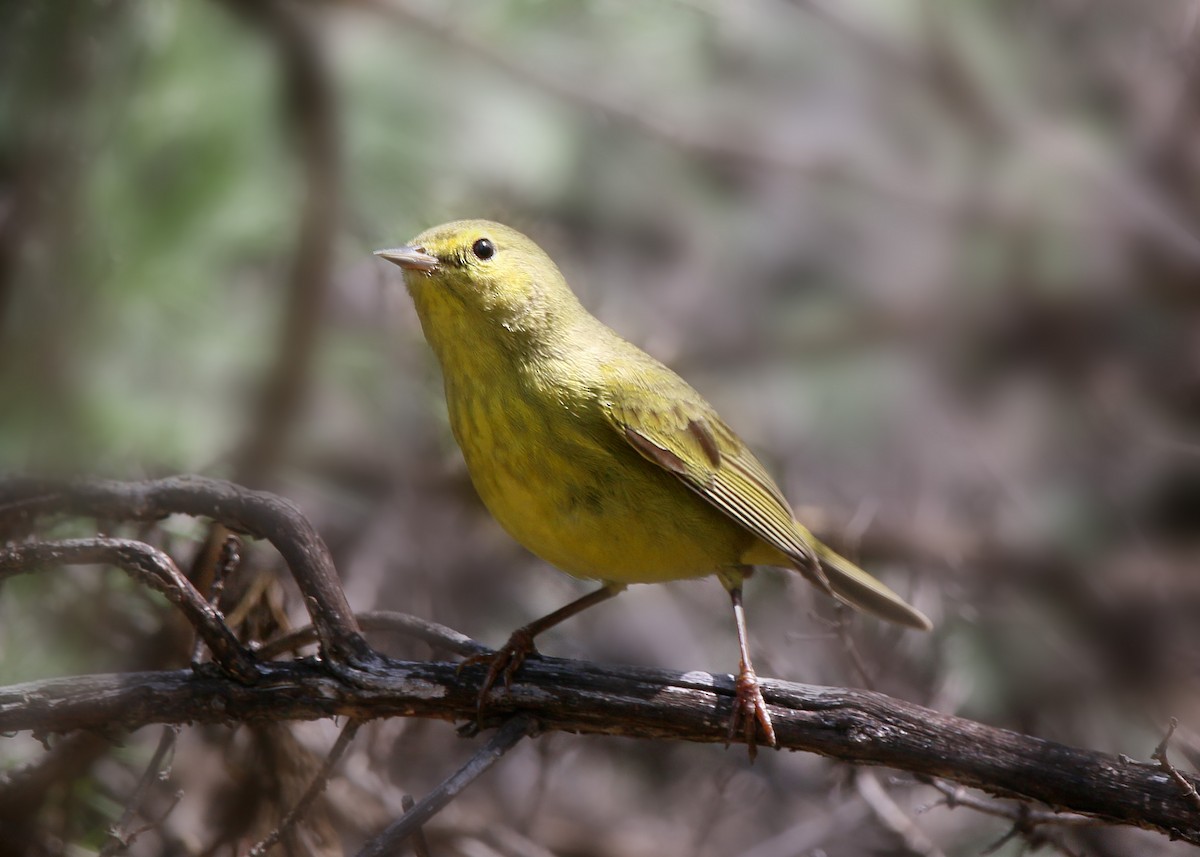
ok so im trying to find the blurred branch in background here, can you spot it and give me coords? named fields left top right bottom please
left=357, top=0, right=939, bottom=209
left=364, top=0, right=1200, bottom=267
left=0, top=0, right=134, bottom=463
left=216, top=0, right=341, bottom=486
left=189, top=2, right=347, bottom=849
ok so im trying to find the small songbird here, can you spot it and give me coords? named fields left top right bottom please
left=376, top=220, right=930, bottom=755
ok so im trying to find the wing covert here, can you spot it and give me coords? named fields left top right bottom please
left=606, top=387, right=816, bottom=568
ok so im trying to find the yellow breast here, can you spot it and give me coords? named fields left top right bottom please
left=443, top=369, right=756, bottom=584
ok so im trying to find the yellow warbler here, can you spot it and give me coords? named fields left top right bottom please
left=377, top=220, right=929, bottom=755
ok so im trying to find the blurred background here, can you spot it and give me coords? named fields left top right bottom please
left=2, top=0, right=1199, bottom=854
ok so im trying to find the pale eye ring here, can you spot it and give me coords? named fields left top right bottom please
left=472, top=238, right=495, bottom=260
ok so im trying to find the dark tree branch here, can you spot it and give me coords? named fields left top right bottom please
left=0, top=476, right=375, bottom=667
left=186, top=0, right=341, bottom=646
left=257, top=610, right=487, bottom=661
left=398, top=795, right=432, bottom=857
left=3, top=475, right=1197, bottom=848
left=924, top=777, right=1100, bottom=828
left=0, top=655, right=1195, bottom=845
left=356, top=714, right=535, bottom=857
left=216, top=0, right=341, bottom=486
left=0, top=538, right=259, bottom=683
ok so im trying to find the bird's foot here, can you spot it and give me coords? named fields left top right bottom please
left=727, top=665, right=776, bottom=761
left=457, top=627, right=539, bottom=713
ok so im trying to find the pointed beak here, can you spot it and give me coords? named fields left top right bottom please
left=374, top=245, right=439, bottom=273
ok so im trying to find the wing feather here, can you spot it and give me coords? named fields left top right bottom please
left=609, top=387, right=817, bottom=568
left=598, top=358, right=930, bottom=631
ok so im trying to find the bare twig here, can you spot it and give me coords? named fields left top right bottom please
left=3, top=477, right=1198, bottom=849
left=97, top=726, right=179, bottom=857
left=355, top=0, right=935, bottom=209
left=0, top=476, right=377, bottom=667
left=1152, top=718, right=1200, bottom=815
left=828, top=604, right=876, bottom=690
left=248, top=719, right=362, bottom=856
left=192, top=534, right=243, bottom=667
left=257, top=610, right=487, bottom=661
left=0, top=538, right=259, bottom=682
left=739, top=797, right=871, bottom=857
left=401, top=795, right=433, bottom=857
left=856, top=771, right=944, bottom=857
left=924, top=776, right=1099, bottom=855
left=980, top=811, right=1085, bottom=857
left=356, top=715, right=536, bottom=857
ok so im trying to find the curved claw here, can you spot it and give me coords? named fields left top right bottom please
left=727, top=666, right=777, bottom=761
left=458, top=628, right=539, bottom=715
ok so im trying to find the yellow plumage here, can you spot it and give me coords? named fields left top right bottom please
left=377, top=219, right=929, bottom=753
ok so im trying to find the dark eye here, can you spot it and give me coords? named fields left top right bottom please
left=471, top=238, right=495, bottom=260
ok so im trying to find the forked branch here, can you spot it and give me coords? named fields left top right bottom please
left=0, top=475, right=376, bottom=666
left=1, top=476, right=1197, bottom=847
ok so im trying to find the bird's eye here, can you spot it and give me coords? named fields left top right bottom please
left=471, top=238, right=495, bottom=260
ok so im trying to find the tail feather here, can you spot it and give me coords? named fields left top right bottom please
left=811, top=542, right=932, bottom=631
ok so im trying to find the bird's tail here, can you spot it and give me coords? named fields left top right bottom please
left=810, top=541, right=932, bottom=631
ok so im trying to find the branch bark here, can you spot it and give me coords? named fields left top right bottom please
left=0, top=538, right=259, bottom=682
left=0, top=476, right=376, bottom=667
left=0, top=654, right=1195, bottom=845
left=3, top=476, right=1197, bottom=848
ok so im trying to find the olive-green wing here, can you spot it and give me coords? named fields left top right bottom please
left=603, top=372, right=931, bottom=631
left=603, top=381, right=822, bottom=574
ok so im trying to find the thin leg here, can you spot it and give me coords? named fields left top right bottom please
left=461, top=583, right=625, bottom=710
left=726, top=581, right=777, bottom=759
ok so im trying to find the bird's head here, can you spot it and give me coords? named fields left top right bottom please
left=376, top=220, right=583, bottom=352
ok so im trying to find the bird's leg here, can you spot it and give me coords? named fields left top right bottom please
left=460, top=583, right=624, bottom=711
left=723, top=574, right=776, bottom=760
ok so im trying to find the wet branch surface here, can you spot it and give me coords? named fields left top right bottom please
left=2, top=476, right=1198, bottom=847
